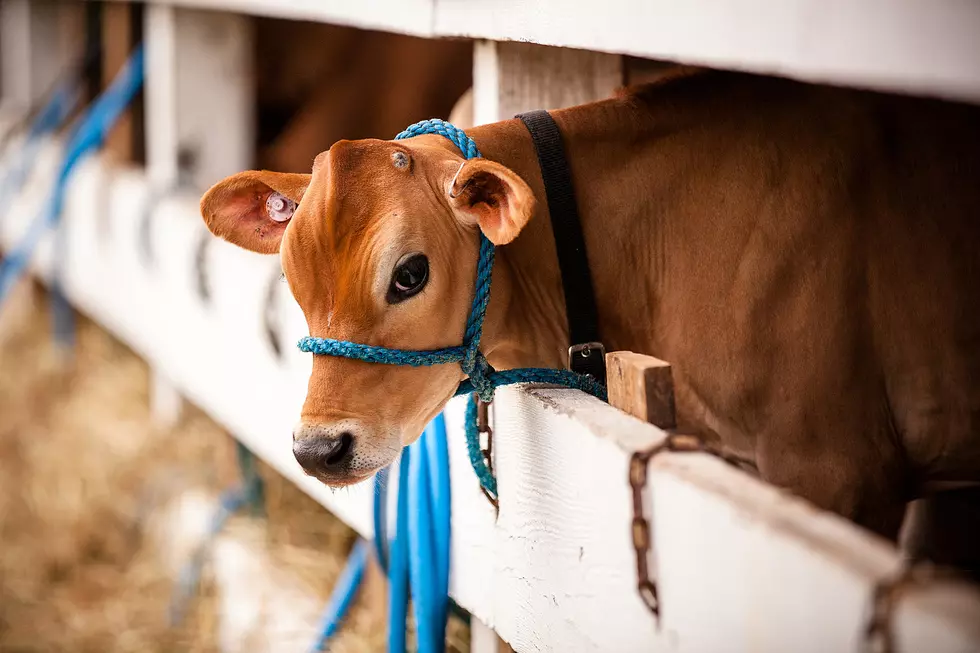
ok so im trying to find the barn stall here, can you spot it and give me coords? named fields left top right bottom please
left=1, top=1, right=980, bottom=651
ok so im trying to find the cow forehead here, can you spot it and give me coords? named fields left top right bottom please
left=282, top=138, right=433, bottom=324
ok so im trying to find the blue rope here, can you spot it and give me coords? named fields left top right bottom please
left=169, top=442, right=264, bottom=627
left=307, top=538, right=370, bottom=653
left=0, top=82, right=79, bottom=226
left=0, top=43, right=145, bottom=316
left=388, top=448, right=412, bottom=653
left=373, top=466, right=390, bottom=574
left=168, top=487, right=246, bottom=626
left=297, top=118, right=607, bottom=498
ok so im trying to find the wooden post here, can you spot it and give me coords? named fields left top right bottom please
left=150, top=368, right=183, bottom=429
left=472, top=40, right=623, bottom=125
left=471, top=617, right=516, bottom=653
left=465, top=39, right=624, bottom=653
left=142, top=5, right=253, bottom=429
left=144, top=4, right=254, bottom=191
left=606, top=351, right=677, bottom=429
left=102, top=1, right=143, bottom=166
left=0, top=0, right=80, bottom=113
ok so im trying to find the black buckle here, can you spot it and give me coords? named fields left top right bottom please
left=568, top=341, right=606, bottom=386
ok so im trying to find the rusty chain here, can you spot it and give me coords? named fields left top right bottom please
left=629, top=433, right=756, bottom=619
left=864, top=561, right=971, bottom=653
left=630, top=435, right=972, bottom=648
left=476, top=397, right=500, bottom=515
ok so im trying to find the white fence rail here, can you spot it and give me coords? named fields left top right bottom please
left=4, top=1, right=980, bottom=651
left=98, top=0, right=980, bottom=105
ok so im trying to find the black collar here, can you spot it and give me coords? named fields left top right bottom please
left=516, top=110, right=606, bottom=386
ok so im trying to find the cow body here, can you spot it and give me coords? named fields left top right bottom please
left=200, top=68, right=980, bottom=558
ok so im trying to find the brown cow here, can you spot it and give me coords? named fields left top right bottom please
left=253, top=18, right=472, bottom=173
left=199, top=67, right=980, bottom=573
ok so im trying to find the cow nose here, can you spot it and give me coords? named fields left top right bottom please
left=292, top=432, right=355, bottom=475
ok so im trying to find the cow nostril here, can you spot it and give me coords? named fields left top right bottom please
left=293, top=431, right=355, bottom=475
left=326, top=432, right=353, bottom=466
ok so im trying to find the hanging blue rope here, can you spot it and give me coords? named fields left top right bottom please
left=307, top=538, right=370, bottom=653
left=0, top=43, right=145, bottom=327
left=0, top=82, right=80, bottom=228
left=297, top=118, right=607, bottom=499
left=168, top=442, right=265, bottom=627
left=388, top=447, right=412, bottom=653
left=167, top=486, right=248, bottom=626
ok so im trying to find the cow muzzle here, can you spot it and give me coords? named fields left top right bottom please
left=291, top=418, right=397, bottom=485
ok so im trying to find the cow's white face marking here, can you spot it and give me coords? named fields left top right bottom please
left=267, top=192, right=296, bottom=222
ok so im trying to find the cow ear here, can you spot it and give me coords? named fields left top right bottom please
left=200, top=171, right=310, bottom=254
left=447, top=159, right=535, bottom=246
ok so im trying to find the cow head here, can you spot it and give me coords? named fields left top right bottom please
left=200, top=136, right=535, bottom=486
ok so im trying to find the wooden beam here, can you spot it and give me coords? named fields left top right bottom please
left=472, top=40, right=622, bottom=125
left=102, top=1, right=144, bottom=166
left=145, top=5, right=254, bottom=190
left=0, top=0, right=80, bottom=112
left=605, top=351, right=676, bottom=429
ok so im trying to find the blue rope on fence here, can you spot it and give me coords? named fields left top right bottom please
left=0, top=82, right=80, bottom=228
left=0, top=43, right=145, bottom=332
left=168, top=440, right=265, bottom=627
left=307, top=538, right=370, bottom=653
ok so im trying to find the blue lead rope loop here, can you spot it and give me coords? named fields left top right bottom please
left=297, top=118, right=608, bottom=502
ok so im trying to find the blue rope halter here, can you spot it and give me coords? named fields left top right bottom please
left=297, top=119, right=608, bottom=498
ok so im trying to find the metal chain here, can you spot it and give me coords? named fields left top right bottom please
left=863, top=561, right=969, bottom=653
left=629, top=433, right=756, bottom=619
left=477, top=397, right=500, bottom=515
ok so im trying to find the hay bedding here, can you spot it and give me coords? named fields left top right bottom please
left=0, top=280, right=439, bottom=653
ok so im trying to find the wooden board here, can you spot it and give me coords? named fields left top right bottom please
left=101, top=1, right=144, bottom=165
left=98, top=0, right=980, bottom=105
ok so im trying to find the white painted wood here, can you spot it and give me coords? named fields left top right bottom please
left=144, top=3, right=179, bottom=186
left=438, top=0, right=980, bottom=105
left=0, top=0, right=78, bottom=113
left=113, top=0, right=434, bottom=39
left=147, top=488, right=328, bottom=653
left=470, top=617, right=503, bottom=653
left=99, top=0, right=980, bottom=104
left=150, top=369, right=184, bottom=427
left=0, top=0, right=34, bottom=111
left=473, top=40, right=622, bottom=124
left=144, top=5, right=254, bottom=190
left=4, top=137, right=980, bottom=653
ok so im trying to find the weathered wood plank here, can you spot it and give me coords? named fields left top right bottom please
left=473, top=40, right=622, bottom=126
left=606, top=351, right=676, bottom=430
left=102, top=1, right=143, bottom=165
left=145, top=5, right=253, bottom=190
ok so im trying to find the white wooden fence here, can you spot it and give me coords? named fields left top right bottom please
left=2, top=1, right=980, bottom=652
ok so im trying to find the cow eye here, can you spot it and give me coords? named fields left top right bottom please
left=387, top=254, right=429, bottom=304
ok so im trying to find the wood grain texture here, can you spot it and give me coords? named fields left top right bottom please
left=606, top=351, right=677, bottom=429
left=99, top=0, right=980, bottom=106
left=473, top=40, right=622, bottom=126
left=145, top=6, right=254, bottom=190
left=102, top=2, right=137, bottom=165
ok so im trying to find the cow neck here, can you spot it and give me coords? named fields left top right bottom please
left=515, top=110, right=605, bottom=385
left=465, top=116, right=597, bottom=379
